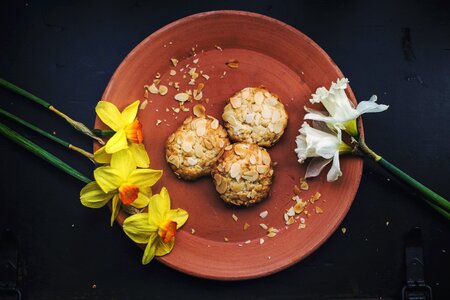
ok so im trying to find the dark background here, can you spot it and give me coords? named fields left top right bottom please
left=1, top=1, right=449, bottom=299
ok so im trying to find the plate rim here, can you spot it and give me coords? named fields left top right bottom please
left=100, top=10, right=363, bottom=281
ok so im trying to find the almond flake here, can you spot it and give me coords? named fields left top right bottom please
left=244, top=240, right=251, bottom=244
left=294, top=201, right=306, bottom=214
left=156, top=119, right=162, bottom=126
left=153, top=79, right=161, bottom=85
left=243, top=223, right=250, bottom=231
left=169, top=69, right=177, bottom=76
left=196, top=83, right=205, bottom=93
left=310, top=192, right=321, bottom=203
left=193, top=104, right=206, bottom=117
left=259, top=238, right=265, bottom=245
left=226, top=59, right=239, bottom=69
left=191, top=228, right=195, bottom=234
left=286, top=217, right=295, bottom=225
left=170, top=58, right=179, bottom=67
left=286, top=206, right=295, bottom=217
left=159, top=85, right=168, bottom=96
left=214, top=45, right=223, bottom=51
left=139, top=99, right=148, bottom=110
left=300, top=178, right=309, bottom=190
left=267, top=232, right=277, bottom=238
left=298, top=223, right=306, bottom=229
left=224, top=237, right=229, bottom=242
left=259, top=223, right=268, bottom=230
left=315, top=206, right=323, bottom=214
left=193, top=58, right=199, bottom=64
left=155, top=72, right=161, bottom=79
left=193, top=91, right=203, bottom=101
left=259, top=211, right=268, bottom=218
left=202, top=74, right=210, bottom=80
left=147, top=83, right=159, bottom=94
left=232, top=214, right=238, bottom=222
left=174, top=93, right=189, bottom=102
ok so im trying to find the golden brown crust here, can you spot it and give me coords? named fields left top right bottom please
left=211, top=142, right=274, bottom=206
left=165, top=116, right=230, bottom=180
left=222, top=87, right=288, bottom=147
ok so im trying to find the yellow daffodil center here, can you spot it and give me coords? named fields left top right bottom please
left=125, top=119, right=144, bottom=144
left=118, top=184, right=140, bottom=205
left=158, top=220, right=177, bottom=244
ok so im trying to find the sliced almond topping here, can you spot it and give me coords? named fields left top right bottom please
left=202, top=74, right=210, bottom=80
left=193, top=104, right=206, bottom=117
left=216, top=180, right=228, bottom=194
left=267, top=232, right=277, bottom=238
left=215, top=45, right=223, bottom=51
left=195, top=119, right=207, bottom=136
left=224, top=145, right=233, bottom=151
left=230, top=97, right=242, bottom=108
left=210, top=118, right=219, bottom=130
left=298, top=223, right=306, bottom=229
left=174, top=93, right=189, bottom=102
left=294, top=201, right=307, bottom=214
left=286, top=207, right=295, bottom=217
left=169, top=69, right=177, bottom=76
left=193, top=58, right=199, bottom=64
left=244, top=240, right=251, bottom=244
left=156, top=119, right=162, bottom=126
left=242, top=170, right=258, bottom=182
left=254, top=91, right=264, bottom=104
left=187, top=157, right=198, bottom=166
left=310, top=192, right=321, bottom=203
left=155, top=72, right=161, bottom=79
left=249, top=155, right=257, bottom=165
left=230, top=162, right=241, bottom=179
left=286, top=217, right=295, bottom=225
left=259, top=238, right=265, bottom=245
left=233, top=143, right=247, bottom=157
left=225, top=59, right=239, bottom=69
left=315, top=206, right=323, bottom=214
left=232, top=214, right=238, bottom=222
left=193, top=91, right=203, bottom=101
left=259, top=223, right=268, bottom=230
left=262, top=151, right=271, bottom=165
left=203, top=139, right=214, bottom=150
left=256, top=165, right=268, bottom=174
left=182, top=141, right=192, bottom=153
left=170, top=58, right=178, bottom=67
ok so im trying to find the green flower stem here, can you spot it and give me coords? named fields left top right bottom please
left=0, top=77, right=104, bottom=145
left=91, top=129, right=115, bottom=137
left=0, top=108, right=94, bottom=163
left=0, top=122, right=91, bottom=184
left=359, top=139, right=450, bottom=218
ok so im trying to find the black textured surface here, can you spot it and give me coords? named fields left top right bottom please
left=0, top=1, right=449, bottom=299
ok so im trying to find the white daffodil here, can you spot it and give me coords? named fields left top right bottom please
left=295, top=122, right=352, bottom=182
left=304, top=78, right=388, bottom=136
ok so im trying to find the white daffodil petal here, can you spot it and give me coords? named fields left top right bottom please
left=356, top=98, right=389, bottom=115
left=305, top=157, right=333, bottom=179
left=327, top=151, right=343, bottom=182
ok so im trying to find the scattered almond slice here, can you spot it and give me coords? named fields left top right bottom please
left=202, top=74, right=210, bottom=80
left=267, top=232, right=277, bottom=238
left=243, top=223, right=250, bottom=231
left=315, top=206, right=323, bottom=214
left=259, top=211, right=268, bottom=218
left=232, top=214, right=238, bottom=222
left=139, top=99, right=148, bottom=110
left=214, top=45, right=223, bottom=51
left=298, top=223, right=306, bottom=229
left=148, top=83, right=159, bottom=94
left=193, top=58, right=199, bottom=64
left=259, top=223, right=268, bottom=230
left=294, top=201, right=306, bottom=214
left=169, top=69, right=177, bottom=76
left=193, top=104, right=206, bottom=117
left=159, top=85, right=168, bottom=96
left=286, top=206, right=295, bottom=217
left=226, top=59, right=239, bottom=69
left=244, top=240, right=251, bottom=244
left=300, top=178, right=309, bottom=190
left=310, top=192, right=321, bottom=203
left=153, top=79, right=161, bottom=85
left=156, top=120, right=162, bottom=126
left=155, top=72, right=161, bottom=79
left=286, top=217, right=295, bottom=225
left=170, top=58, right=179, bottom=67
left=259, top=238, right=265, bottom=245
left=174, top=93, right=189, bottom=102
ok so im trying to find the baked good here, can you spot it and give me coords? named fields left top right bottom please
left=211, top=142, right=274, bottom=206
left=165, top=116, right=230, bottom=180
left=222, top=87, right=288, bottom=147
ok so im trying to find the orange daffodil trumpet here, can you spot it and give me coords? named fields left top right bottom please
left=123, top=187, right=189, bottom=264
left=80, top=149, right=162, bottom=225
left=94, top=100, right=150, bottom=167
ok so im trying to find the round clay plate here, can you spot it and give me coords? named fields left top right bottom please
left=97, top=10, right=363, bottom=280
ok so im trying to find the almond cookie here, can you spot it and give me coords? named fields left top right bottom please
left=166, top=116, right=230, bottom=180
left=222, top=87, right=288, bottom=147
left=211, top=142, right=274, bottom=206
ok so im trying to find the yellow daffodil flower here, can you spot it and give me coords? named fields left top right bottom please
left=96, top=100, right=145, bottom=154
left=123, top=187, right=188, bottom=265
left=80, top=149, right=163, bottom=225
left=93, top=143, right=150, bottom=168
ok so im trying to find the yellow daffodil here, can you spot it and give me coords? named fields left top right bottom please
left=80, top=149, right=163, bottom=225
left=93, top=143, right=150, bottom=168
left=123, top=187, right=188, bottom=265
left=96, top=100, right=145, bottom=154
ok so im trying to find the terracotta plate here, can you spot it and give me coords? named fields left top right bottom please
left=97, top=11, right=363, bottom=280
